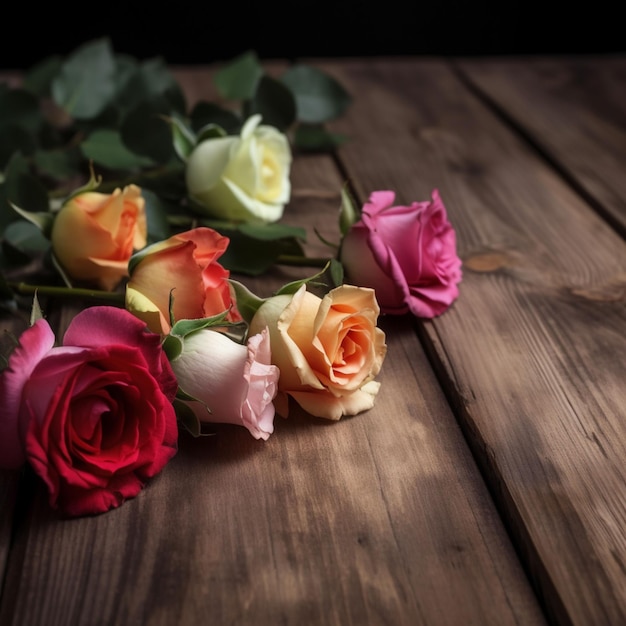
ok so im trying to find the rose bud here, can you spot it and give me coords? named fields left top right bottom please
left=249, top=284, right=387, bottom=420
left=185, top=114, right=292, bottom=223
left=340, top=189, right=462, bottom=318
left=168, top=327, right=279, bottom=441
left=50, top=184, right=147, bottom=291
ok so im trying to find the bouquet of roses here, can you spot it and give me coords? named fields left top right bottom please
left=0, top=40, right=462, bottom=518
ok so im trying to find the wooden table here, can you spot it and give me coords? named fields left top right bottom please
left=1, top=56, right=625, bottom=626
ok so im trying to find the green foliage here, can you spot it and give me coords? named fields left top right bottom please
left=51, top=39, right=117, bottom=120
left=246, top=75, right=296, bottom=132
left=275, top=262, right=333, bottom=296
left=0, top=39, right=353, bottom=295
left=80, top=130, right=154, bottom=170
left=281, top=65, right=352, bottom=124
left=202, top=221, right=306, bottom=276
left=214, top=51, right=264, bottom=100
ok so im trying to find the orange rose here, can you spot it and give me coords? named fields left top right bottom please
left=125, top=227, right=240, bottom=335
left=248, top=284, right=387, bottom=420
left=50, top=184, right=147, bottom=291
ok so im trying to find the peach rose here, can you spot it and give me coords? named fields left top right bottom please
left=125, top=227, right=240, bottom=335
left=50, top=184, right=147, bottom=291
left=248, top=284, right=387, bottom=420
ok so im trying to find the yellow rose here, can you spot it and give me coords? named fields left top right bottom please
left=185, top=114, right=291, bottom=223
left=51, top=184, right=147, bottom=291
left=248, top=284, right=387, bottom=420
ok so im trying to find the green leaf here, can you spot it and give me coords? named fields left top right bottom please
left=80, top=129, right=154, bottom=170
left=121, top=99, right=175, bottom=164
left=162, top=333, right=183, bottom=361
left=33, top=148, right=82, bottom=181
left=2, top=220, right=50, bottom=264
left=128, top=238, right=160, bottom=275
left=229, top=279, right=266, bottom=324
left=196, top=123, right=228, bottom=143
left=141, top=189, right=172, bottom=243
left=281, top=65, right=352, bottom=124
left=23, top=55, right=63, bottom=97
left=328, top=258, right=344, bottom=286
left=275, top=262, right=332, bottom=296
left=0, top=126, right=36, bottom=169
left=173, top=398, right=203, bottom=438
left=170, top=311, right=236, bottom=338
left=9, top=202, right=55, bottom=237
left=114, top=56, right=186, bottom=115
left=2, top=155, right=50, bottom=216
left=214, top=51, right=263, bottom=100
left=167, top=114, right=197, bottom=162
left=293, top=124, right=348, bottom=152
left=191, top=102, right=240, bottom=135
left=339, top=183, right=360, bottom=236
left=238, top=222, right=306, bottom=242
left=52, top=38, right=116, bottom=120
left=249, top=75, right=297, bottom=131
left=218, top=229, right=304, bottom=275
left=0, top=88, right=42, bottom=132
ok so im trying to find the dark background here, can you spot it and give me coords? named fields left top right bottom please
left=1, top=1, right=623, bottom=69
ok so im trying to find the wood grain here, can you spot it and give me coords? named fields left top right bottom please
left=454, top=56, right=626, bottom=236
left=323, top=58, right=626, bottom=625
left=0, top=148, right=545, bottom=623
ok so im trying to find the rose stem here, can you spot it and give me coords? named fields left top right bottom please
left=8, top=282, right=126, bottom=305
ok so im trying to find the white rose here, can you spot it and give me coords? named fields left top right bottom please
left=185, top=114, right=292, bottom=223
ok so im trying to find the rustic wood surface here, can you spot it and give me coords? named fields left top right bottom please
left=1, top=56, right=625, bottom=625
left=455, top=56, right=626, bottom=236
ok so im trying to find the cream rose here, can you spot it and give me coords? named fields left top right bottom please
left=185, top=114, right=291, bottom=223
left=248, top=284, right=387, bottom=420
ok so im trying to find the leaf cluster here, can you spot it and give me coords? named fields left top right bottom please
left=0, top=40, right=353, bottom=302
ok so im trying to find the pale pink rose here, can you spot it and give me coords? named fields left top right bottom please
left=169, top=327, right=279, bottom=440
left=340, top=189, right=462, bottom=318
left=249, top=284, right=387, bottom=420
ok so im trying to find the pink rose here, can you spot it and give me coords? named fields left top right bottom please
left=0, top=306, right=178, bottom=517
left=126, top=227, right=240, bottom=335
left=169, top=327, right=279, bottom=440
left=340, top=189, right=462, bottom=318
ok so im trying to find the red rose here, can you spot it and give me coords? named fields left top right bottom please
left=0, top=306, right=178, bottom=517
left=340, top=190, right=462, bottom=318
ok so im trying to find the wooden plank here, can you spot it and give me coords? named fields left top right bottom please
left=322, top=58, right=626, bottom=625
left=454, top=56, right=626, bottom=236
left=0, top=147, right=545, bottom=623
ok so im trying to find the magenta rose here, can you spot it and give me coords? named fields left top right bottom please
left=0, top=306, right=178, bottom=517
left=340, top=189, right=462, bottom=318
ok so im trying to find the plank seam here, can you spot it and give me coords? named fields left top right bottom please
left=448, top=58, right=626, bottom=242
